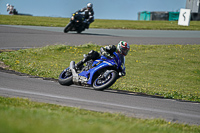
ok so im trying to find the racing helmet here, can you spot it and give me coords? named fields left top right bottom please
left=6, top=3, right=10, bottom=6
left=87, top=3, right=93, bottom=10
left=117, top=41, right=130, bottom=56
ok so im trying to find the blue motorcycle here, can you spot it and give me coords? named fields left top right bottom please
left=58, top=52, right=125, bottom=91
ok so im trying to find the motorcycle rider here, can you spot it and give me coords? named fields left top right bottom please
left=6, top=3, right=10, bottom=12
left=76, top=41, right=130, bottom=76
left=6, top=3, right=13, bottom=14
left=6, top=3, right=18, bottom=15
left=78, top=3, right=94, bottom=29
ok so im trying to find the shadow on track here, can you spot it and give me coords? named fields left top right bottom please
left=67, top=32, right=119, bottom=37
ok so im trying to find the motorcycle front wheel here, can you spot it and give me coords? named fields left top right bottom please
left=64, top=22, right=72, bottom=33
left=58, top=68, right=73, bottom=86
left=92, top=70, right=118, bottom=91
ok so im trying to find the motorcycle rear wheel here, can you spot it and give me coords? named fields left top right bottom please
left=77, top=30, right=82, bottom=34
left=92, top=70, right=118, bottom=91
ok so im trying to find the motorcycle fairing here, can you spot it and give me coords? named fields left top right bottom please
left=78, top=52, right=123, bottom=85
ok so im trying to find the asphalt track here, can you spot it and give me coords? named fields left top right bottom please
left=0, top=70, right=200, bottom=125
left=0, top=25, right=200, bottom=50
left=0, top=25, right=200, bottom=125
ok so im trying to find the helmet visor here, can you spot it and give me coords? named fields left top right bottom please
left=121, top=48, right=129, bottom=56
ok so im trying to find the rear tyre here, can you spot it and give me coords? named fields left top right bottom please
left=77, top=30, right=82, bottom=34
left=58, top=68, right=73, bottom=86
left=92, top=70, right=118, bottom=91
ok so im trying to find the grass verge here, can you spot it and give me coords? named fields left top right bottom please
left=1, top=15, right=200, bottom=30
left=0, top=96, right=199, bottom=133
left=0, top=44, right=199, bottom=102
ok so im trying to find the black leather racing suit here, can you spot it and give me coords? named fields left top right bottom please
left=76, top=45, right=116, bottom=69
left=78, top=7, right=94, bottom=28
left=76, top=45, right=126, bottom=75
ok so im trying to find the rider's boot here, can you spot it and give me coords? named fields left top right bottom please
left=75, top=55, right=90, bottom=71
left=75, top=60, right=84, bottom=71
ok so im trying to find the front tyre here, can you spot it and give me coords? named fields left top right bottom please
left=58, top=68, right=73, bottom=86
left=93, top=70, right=118, bottom=91
left=64, top=22, right=72, bottom=33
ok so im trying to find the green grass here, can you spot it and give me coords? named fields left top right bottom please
left=0, top=44, right=199, bottom=102
left=1, top=15, right=200, bottom=30
left=1, top=14, right=200, bottom=132
left=0, top=96, right=199, bottom=133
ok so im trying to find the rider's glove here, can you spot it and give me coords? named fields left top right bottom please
left=119, top=71, right=126, bottom=77
left=122, top=71, right=126, bottom=76
left=101, top=51, right=109, bottom=57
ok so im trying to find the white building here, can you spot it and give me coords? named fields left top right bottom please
left=186, top=0, right=200, bottom=13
